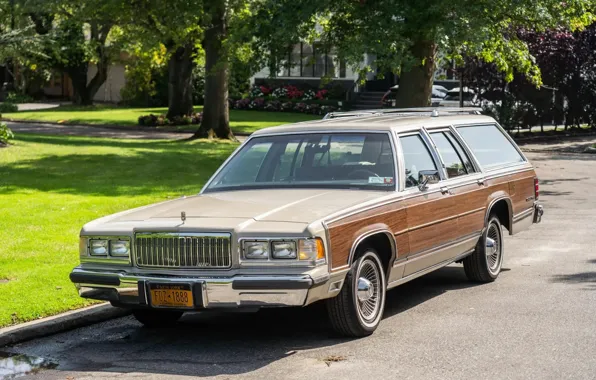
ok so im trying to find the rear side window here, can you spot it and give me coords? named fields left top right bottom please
left=430, top=131, right=475, bottom=178
left=456, top=124, right=525, bottom=169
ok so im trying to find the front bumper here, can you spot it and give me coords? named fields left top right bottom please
left=70, top=268, right=315, bottom=309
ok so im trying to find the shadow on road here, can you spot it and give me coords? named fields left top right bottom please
left=26, top=266, right=479, bottom=377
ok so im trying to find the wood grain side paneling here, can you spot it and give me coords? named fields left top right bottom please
left=326, top=168, right=537, bottom=272
left=327, top=201, right=407, bottom=270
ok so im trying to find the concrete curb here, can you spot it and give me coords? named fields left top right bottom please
left=0, top=303, right=131, bottom=348
left=1, top=118, right=251, bottom=137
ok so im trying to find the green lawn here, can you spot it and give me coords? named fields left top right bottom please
left=0, top=134, right=239, bottom=327
left=2, top=105, right=321, bottom=134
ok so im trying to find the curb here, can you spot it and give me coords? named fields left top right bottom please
left=2, top=118, right=251, bottom=137
left=0, top=303, right=131, bottom=348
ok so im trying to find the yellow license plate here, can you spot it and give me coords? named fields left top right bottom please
left=149, top=284, right=193, bottom=308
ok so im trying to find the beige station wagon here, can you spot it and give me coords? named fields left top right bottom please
left=70, top=108, right=543, bottom=337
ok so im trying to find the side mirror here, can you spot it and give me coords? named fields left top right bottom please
left=418, top=170, right=440, bottom=191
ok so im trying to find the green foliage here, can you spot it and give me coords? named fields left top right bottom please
left=252, top=0, right=595, bottom=86
left=120, top=45, right=169, bottom=107
left=0, top=102, right=19, bottom=113
left=138, top=113, right=201, bottom=127
left=0, top=122, right=15, bottom=145
left=5, top=92, right=34, bottom=104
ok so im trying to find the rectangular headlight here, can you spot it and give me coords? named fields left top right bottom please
left=109, top=240, right=130, bottom=257
left=298, top=238, right=325, bottom=261
left=271, top=241, right=297, bottom=259
left=89, top=239, right=108, bottom=256
left=243, top=241, right=269, bottom=259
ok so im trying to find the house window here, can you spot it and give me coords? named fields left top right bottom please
left=279, top=43, right=347, bottom=78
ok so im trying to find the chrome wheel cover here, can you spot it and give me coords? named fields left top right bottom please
left=485, top=222, right=502, bottom=275
left=355, top=258, right=382, bottom=324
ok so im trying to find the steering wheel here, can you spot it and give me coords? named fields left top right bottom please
left=347, top=169, right=379, bottom=180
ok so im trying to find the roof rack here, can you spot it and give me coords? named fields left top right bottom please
left=323, top=107, right=483, bottom=120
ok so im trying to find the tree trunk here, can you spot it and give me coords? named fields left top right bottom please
left=166, top=43, right=195, bottom=119
left=68, top=64, right=92, bottom=106
left=68, top=63, right=109, bottom=106
left=395, top=39, right=437, bottom=108
left=195, top=0, right=233, bottom=140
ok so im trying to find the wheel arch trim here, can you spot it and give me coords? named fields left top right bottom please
left=485, top=196, right=513, bottom=235
left=347, top=228, right=397, bottom=279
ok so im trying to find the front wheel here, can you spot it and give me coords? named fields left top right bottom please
left=326, top=249, right=386, bottom=337
left=132, top=309, right=184, bottom=328
left=463, top=215, right=504, bottom=282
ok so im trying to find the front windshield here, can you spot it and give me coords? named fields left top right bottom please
left=205, top=133, right=396, bottom=192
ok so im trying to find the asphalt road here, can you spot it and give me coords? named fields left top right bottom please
left=4, top=150, right=596, bottom=380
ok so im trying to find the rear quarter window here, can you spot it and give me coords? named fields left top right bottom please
left=456, top=124, right=525, bottom=169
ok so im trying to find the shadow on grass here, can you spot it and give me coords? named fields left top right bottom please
left=0, top=134, right=237, bottom=196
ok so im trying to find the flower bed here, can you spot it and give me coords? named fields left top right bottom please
left=230, top=84, right=343, bottom=115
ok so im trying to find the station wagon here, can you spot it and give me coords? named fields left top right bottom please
left=70, top=108, right=543, bottom=337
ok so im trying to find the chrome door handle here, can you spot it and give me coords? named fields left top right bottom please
left=477, top=178, right=485, bottom=186
left=440, top=186, right=451, bottom=195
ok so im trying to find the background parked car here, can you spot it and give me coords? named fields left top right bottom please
left=439, top=87, right=479, bottom=107
left=382, top=85, right=448, bottom=107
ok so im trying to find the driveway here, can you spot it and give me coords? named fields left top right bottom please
left=3, top=151, right=596, bottom=380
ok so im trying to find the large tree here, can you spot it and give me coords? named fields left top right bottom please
left=127, top=0, right=204, bottom=119
left=24, top=0, right=127, bottom=105
left=254, top=0, right=594, bottom=107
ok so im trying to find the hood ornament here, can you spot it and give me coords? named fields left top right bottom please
left=181, top=211, right=186, bottom=223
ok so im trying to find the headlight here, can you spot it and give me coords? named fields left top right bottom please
left=109, top=240, right=130, bottom=257
left=271, top=241, right=297, bottom=259
left=89, top=239, right=108, bottom=256
left=243, top=241, right=269, bottom=259
left=298, top=238, right=325, bottom=261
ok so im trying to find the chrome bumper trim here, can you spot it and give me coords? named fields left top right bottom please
left=70, top=268, right=312, bottom=308
left=533, top=202, right=544, bottom=224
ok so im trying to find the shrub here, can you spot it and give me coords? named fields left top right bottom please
left=264, top=100, right=281, bottom=111
left=138, top=112, right=201, bottom=127
left=285, top=86, right=304, bottom=99
left=271, top=87, right=288, bottom=99
left=138, top=114, right=158, bottom=126
left=294, top=102, right=308, bottom=113
left=281, top=102, right=294, bottom=112
left=315, top=89, right=328, bottom=100
left=234, top=98, right=251, bottom=110
left=5, top=92, right=34, bottom=104
left=249, top=98, right=265, bottom=110
left=320, top=105, right=338, bottom=114
left=0, top=122, right=14, bottom=145
left=302, top=90, right=316, bottom=101
left=306, top=103, right=322, bottom=115
left=0, top=102, right=18, bottom=113
left=325, top=83, right=347, bottom=100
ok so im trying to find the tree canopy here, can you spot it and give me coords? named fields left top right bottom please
left=253, top=0, right=595, bottom=106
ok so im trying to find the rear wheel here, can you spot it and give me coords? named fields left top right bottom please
left=326, top=249, right=386, bottom=337
left=132, top=309, right=184, bottom=328
left=463, top=215, right=504, bottom=282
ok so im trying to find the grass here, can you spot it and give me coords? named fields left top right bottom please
left=0, top=134, right=239, bottom=327
left=2, top=105, right=321, bottom=134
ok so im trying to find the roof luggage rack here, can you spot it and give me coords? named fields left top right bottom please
left=323, top=107, right=483, bottom=120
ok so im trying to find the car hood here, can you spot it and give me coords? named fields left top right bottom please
left=82, top=189, right=387, bottom=235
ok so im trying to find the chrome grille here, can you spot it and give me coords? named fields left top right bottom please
left=135, top=233, right=231, bottom=269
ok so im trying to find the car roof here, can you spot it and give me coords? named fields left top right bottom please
left=251, top=112, right=496, bottom=136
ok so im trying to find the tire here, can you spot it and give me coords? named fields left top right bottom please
left=326, top=248, right=386, bottom=337
left=463, top=215, right=504, bottom=282
left=132, top=309, right=184, bottom=328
